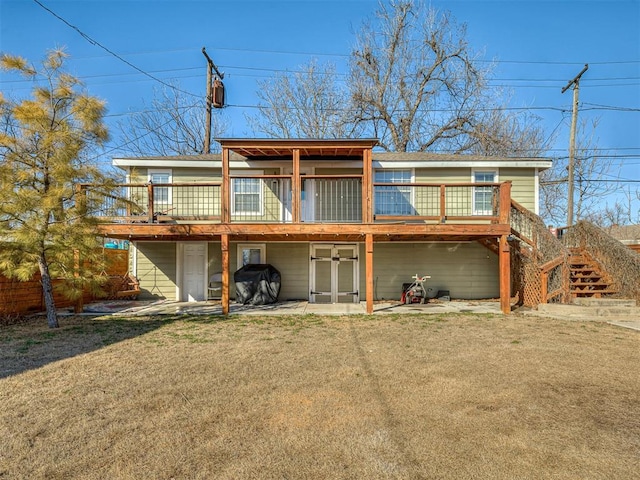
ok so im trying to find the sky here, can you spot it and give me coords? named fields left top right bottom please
left=1, top=0, right=639, bottom=221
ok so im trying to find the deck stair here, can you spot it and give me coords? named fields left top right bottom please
left=569, top=248, right=618, bottom=299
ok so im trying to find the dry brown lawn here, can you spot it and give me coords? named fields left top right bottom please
left=1, top=312, right=638, bottom=479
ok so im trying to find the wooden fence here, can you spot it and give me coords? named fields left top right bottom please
left=0, top=249, right=129, bottom=317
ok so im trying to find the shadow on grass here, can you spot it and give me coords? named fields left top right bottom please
left=0, top=314, right=219, bottom=379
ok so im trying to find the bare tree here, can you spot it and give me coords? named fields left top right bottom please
left=248, top=60, right=359, bottom=138
left=349, top=1, right=544, bottom=153
left=540, top=119, right=620, bottom=226
left=118, top=83, right=228, bottom=156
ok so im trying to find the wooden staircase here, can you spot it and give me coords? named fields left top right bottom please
left=569, top=248, right=618, bottom=298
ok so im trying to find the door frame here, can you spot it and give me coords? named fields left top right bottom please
left=309, top=243, right=359, bottom=303
left=176, top=242, right=208, bottom=302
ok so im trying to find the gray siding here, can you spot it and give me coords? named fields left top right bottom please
left=135, top=242, right=177, bottom=300
left=364, top=242, right=499, bottom=300
left=265, top=243, right=309, bottom=300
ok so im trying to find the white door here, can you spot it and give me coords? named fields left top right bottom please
left=310, top=244, right=359, bottom=303
left=183, top=243, right=206, bottom=301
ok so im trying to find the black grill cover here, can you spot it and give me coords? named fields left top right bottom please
left=234, top=264, right=281, bottom=305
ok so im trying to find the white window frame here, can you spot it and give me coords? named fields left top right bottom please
left=231, top=170, right=263, bottom=216
left=374, top=169, right=414, bottom=216
left=236, top=243, right=266, bottom=270
left=148, top=169, right=172, bottom=206
left=472, top=169, right=498, bottom=216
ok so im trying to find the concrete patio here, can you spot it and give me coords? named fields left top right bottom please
left=73, top=298, right=503, bottom=317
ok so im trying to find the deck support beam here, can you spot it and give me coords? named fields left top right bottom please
left=221, top=233, right=230, bottom=315
left=499, top=234, right=511, bottom=314
left=365, top=233, right=374, bottom=314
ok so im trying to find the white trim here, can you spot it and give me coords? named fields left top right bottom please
left=177, top=242, right=208, bottom=302
left=534, top=167, right=540, bottom=215
left=375, top=160, right=552, bottom=169
left=148, top=168, right=173, bottom=205
left=236, top=243, right=266, bottom=270
left=114, top=158, right=553, bottom=170
left=131, top=242, right=137, bottom=278
left=230, top=169, right=263, bottom=216
left=471, top=169, right=499, bottom=216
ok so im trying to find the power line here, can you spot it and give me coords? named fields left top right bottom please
left=32, top=0, right=202, bottom=100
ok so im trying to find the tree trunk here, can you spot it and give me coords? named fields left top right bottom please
left=38, top=255, right=59, bottom=328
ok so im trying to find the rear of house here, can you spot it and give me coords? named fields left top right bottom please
left=95, top=139, right=551, bottom=312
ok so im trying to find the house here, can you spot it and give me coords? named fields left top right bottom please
left=92, top=138, right=552, bottom=314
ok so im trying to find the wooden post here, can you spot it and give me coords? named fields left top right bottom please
left=365, top=233, right=374, bottom=314
left=499, top=234, right=511, bottom=314
left=362, top=148, right=373, bottom=223
left=221, top=233, right=229, bottom=315
left=540, top=270, right=548, bottom=304
left=499, top=181, right=512, bottom=225
left=147, top=183, right=154, bottom=224
left=292, top=148, right=301, bottom=223
left=221, top=147, right=230, bottom=224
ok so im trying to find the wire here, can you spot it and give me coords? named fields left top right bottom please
left=32, top=0, right=202, bottom=100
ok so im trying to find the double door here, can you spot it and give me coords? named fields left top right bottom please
left=310, top=244, right=359, bottom=304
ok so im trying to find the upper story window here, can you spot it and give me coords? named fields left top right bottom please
left=374, top=169, right=413, bottom=215
left=231, top=170, right=263, bottom=215
left=472, top=170, right=498, bottom=215
left=148, top=169, right=172, bottom=206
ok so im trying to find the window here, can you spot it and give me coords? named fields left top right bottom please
left=473, top=170, right=497, bottom=215
left=237, top=244, right=266, bottom=270
left=148, top=169, right=172, bottom=206
left=374, top=169, right=412, bottom=215
left=231, top=171, right=263, bottom=215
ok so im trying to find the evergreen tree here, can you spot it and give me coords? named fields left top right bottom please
left=0, top=49, right=115, bottom=328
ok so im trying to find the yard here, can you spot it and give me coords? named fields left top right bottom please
left=1, top=313, right=638, bottom=479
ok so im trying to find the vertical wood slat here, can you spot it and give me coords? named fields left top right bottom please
left=439, top=185, right=446, bottom=223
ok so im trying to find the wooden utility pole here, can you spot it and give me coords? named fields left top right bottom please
left=202, top=47, right=224, bottom=154
left=561, top=64, right=588, bottom=227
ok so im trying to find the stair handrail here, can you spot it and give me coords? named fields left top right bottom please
left=509, top=199, right=571, bottom=306
left=563, top=221, right=640, bottom=302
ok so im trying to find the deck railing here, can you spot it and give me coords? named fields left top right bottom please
left=83, top=180, right=509, bottom=225
left=373, top=183, right=501, bottom=223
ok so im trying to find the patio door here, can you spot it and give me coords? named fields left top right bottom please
left=283, top=167, right=314, bottom=222
left=310, top=244, right=359, bottom=303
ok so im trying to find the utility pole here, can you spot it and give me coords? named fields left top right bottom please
left=561, top=63, right=588, bottom=227
left=202, top=47, right=224, bottom=154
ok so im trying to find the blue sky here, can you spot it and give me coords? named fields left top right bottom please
left=1, top=0, right=639, bottom=218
